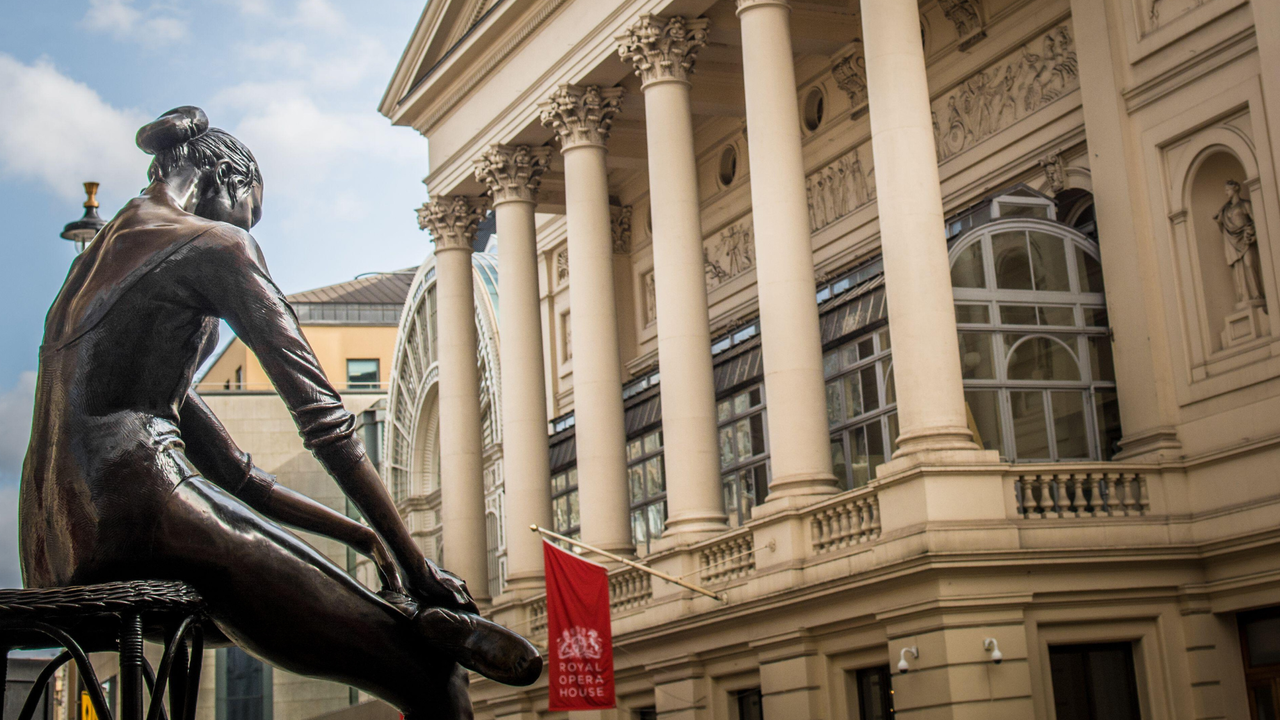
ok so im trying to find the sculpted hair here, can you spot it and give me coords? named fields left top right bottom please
left=137, top=106, right=262, bottom=190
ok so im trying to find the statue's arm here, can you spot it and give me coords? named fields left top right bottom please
left=189, top=227, right=476, bottom=612
left=179, top=390, right=403, bottom=591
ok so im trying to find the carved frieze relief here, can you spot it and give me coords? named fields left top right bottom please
left=611, top=206, right=633, bottom=254
left=1039, top=152, right=1067, bottom=195
left=806, top=143, right=877, bottom=232
left=704, top=217, right=755, bottom=292
left=831, top=41, right=868, bottom=118
left=932, top=24, right=1078, bottom=162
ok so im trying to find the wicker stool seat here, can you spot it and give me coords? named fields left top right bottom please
left=0, top=581, right=208, bottom=720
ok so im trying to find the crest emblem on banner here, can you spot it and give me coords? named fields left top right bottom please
left=557, top=627, right=605, bottom=659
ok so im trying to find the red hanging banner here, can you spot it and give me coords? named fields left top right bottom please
left=543, top=540, right=616, bottom=711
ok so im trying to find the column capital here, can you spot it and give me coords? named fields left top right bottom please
left=538, top=85, right=625, bottom=150
left=735, top=0, right=790, bottom=15
left=474, top=144, right=552, bottom=204
left=611, top=205, right=633, bottom=254
left=417, top=195, right=490, bottom=252
left=617, top=15, right=710, bottom=88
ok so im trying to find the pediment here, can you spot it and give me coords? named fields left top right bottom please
left=380, top=0, right=500, bottom=118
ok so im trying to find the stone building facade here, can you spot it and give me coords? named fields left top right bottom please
left=376, top=0, right=1280, bottom=717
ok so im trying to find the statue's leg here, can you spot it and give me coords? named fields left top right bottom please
left=148, top=477, right=473, bottom=718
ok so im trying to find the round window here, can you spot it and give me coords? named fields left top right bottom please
left=718, top=145, right=738, bottom=187
left=803, top=87, right=825, bottom=132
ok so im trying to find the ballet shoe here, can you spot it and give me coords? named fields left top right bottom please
left=415, top=607, right=543, bottom=686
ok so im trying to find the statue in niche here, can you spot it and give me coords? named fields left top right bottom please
left=939, top=0, right=981, bottom=37
left=643, top=272, right=657, bottom=326
left=19, top=106, right=540, bottom=720
left=1215, top=179, right=1265, bottom=306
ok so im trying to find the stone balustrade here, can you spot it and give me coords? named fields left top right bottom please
left=609, top=566, right=653, bottom=612
left=1014, top=470, right=1150, bottom=519
left=809, top=486, right=882, bottom=553
left=698, top=530, right=755, bottom=585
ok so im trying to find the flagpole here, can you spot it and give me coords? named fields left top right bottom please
left=530, top=525, right=726, bottom=603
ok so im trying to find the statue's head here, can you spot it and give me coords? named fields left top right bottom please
left=1225, top=179, right=1242, bottom=200
left=137, top=106, right=263, bottom=231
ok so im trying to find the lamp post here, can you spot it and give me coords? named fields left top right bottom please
left=61, top=182, right=106, bottom=253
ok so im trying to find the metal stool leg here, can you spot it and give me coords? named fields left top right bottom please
left=120, top=613, right=144, bottom=720
left=168, top=639, right=187, bottom=720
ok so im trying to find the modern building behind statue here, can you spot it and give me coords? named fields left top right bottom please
left=371, top=0, right=1280, bottom=718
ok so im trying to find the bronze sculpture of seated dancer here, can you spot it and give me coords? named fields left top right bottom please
left=19, top=106, right=541, bottom=719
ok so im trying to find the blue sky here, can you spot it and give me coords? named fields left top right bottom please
left=0, top=0, right=436, bottom=587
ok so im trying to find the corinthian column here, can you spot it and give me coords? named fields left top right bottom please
left=860, top=0, right=978, bottom=455
left=417, top=195, right=492, bottom=600
left=618, top=15, right=727, bottom=536
left=736, top=0, right=837, bottom=504
left=539, top=85, right=635, bottom=555
left=474, top=145, right=554, bottom=593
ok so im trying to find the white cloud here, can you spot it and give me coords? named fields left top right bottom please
left=0, top=54, right=150, bottom=203
left=83, top=0, right=189, bottom=46
left=293, top=0, right=346, bottom=33
left=0, top=371, right=36, bottom=485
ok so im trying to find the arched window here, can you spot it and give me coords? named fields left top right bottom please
left=950, top=216, right=1122, bottom=461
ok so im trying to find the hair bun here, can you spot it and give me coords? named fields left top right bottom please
left=136, top=106, right=210, bottom=155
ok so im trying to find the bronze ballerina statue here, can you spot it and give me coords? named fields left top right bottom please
left=19, top=106, right=541, bottom=719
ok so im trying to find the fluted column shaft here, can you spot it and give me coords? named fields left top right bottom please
left=475, top=146, right=554, bottom=592
left=736, top=0, right=837, bottom=502
left=860, top=0, right=976, bottom=454
left=619, top=15, right=727, bottom=535
left=418, top=196, right=492, bottom=600
left=541, top=86, right=634, bottom=555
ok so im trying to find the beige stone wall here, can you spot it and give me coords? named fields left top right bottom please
left=201, top=325, right=399, bottom=393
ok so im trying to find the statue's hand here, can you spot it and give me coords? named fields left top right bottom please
left=406, top=561, right=480, bottom=615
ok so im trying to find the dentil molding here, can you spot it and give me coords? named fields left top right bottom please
left=417, top=195, right=491, bottom=251
left=474, top=144, right=552, bottom=204
left=539, top=85, right=626, bottom=149
left=616, top=15, right=711, bottom=88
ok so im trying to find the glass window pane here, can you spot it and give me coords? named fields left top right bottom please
left=999, top=202, right=1051, bottom=219
left=568, top=491, right=580, bottom=529
left=965, top=390, right=1004, bottom=454
left=840, top=375, right=862, bottom=420
left=1038, top=306, right=1076, bottom=327
left=851, top=427, right=871, bottom=489
left=1010, top=391, right=1051, bottom=459
left=841, top=343, right=858, bottom=368
left=866, top=421, right=885, bottom=481
left=878, top=328, right=891, bottom=350
left=884, top=365, right=896, bottom=406
left=647, top=502, right=666, bottom=539
left=644, top=431, right=661, bottom=454
left=631, top=510, right=647, bottom=545
left=887, top=412, right=899, bottom=456
left=626, top=439, right=642, bottom=461
left=717, top=400, right=732, bottom=422
left=951, top=242, right=986, bottom=288
left=646, top=457, right=664, bottom=495
left=753, top=464, right=770, bottom=504
left=958, top=332, right=995, bottom=379
left=1094, top=390, right=1123, bottom=461
left=1007, top=337, right=1081, bottom=381
left=567, top=467, right=577, bottom=488
left=719, top=427, right=735, bottom=468
left=1000, top=304, right=1039, bottom=325
left=1052, top=391, right=1089, bottom=459
left=628, top=465, right=645, bottom=503
left=992, top=231, right=1034, bottom=290
left=734, top=392, right=749, bottom=414
left=722, top=480, right=738, bottom=521
left=1088, top=336, right=1116, bottom=383
left=1028, top=231, right=1070, bottom=291
left=346, top=359, right=379, bottom=388
left=552, top=473, right=564, bottom=494
left=826, top=381, right=843, bottom=427
left=823, top=351, right=839, bottom=376
left=861, top=366, right=880, bottom=413
left=830, top=438, right=848, bottom=490
left=858, top=337, right=875, bottom=360
left=553, top=496, right=568, bottom=531
left=955, top=304, right=991, bottom=324
left=735, top=419, right=752, bottom=461
left=749, top=414, right=766, bottom=458
left=1083, top=306, right=1109, bottom=327
left=749, top=387, right=763, bottom=407
left=1077, top=247, right=1105, bottom=293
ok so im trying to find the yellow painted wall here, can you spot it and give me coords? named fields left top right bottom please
left=199, top=324, right=399, bottom=393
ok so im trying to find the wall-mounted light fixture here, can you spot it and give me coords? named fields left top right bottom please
left=897, top=646, right=919, bottom=673
left=984, top=638, right=1003, bottom=665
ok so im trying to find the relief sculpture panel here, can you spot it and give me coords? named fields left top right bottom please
left=932, top=23, right=1078, bottom=161
left=806, top=143, right=877, bottom=232
left=704, top=217, right=755, bottom=292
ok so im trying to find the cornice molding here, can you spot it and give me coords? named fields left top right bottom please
left=616, top=15, right=710, bottom=88
left=417, top=195, right=491, bottom=251
left=474, top=144, right=552, bottom=204
left=539, top=84, right=626, bottom=150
